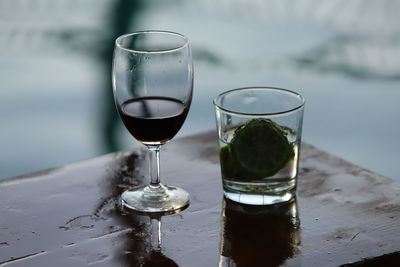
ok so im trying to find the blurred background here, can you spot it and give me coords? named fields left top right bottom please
left=1, top=0, right=399, bottom=181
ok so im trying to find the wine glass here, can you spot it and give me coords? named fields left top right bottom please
left=112, top=30, right=193, bottom=213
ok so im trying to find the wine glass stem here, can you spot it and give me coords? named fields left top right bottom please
left=148, top=145, right=161, bottom=188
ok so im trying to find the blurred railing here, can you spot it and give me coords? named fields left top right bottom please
left=1, top=0, right=399, bottom=79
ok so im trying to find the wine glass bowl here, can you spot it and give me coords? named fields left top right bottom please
left=112, top=31, right=193, bottom=213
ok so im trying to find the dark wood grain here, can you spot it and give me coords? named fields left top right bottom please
left=1, top=131, right=399, bottom=266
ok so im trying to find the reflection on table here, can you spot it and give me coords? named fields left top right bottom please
left=122, top=211, right=179, bottom=267
left=219, top=198, right=300, bottom=266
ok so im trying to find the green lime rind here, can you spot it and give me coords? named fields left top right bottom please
left=219, top=118, right=294, bottom=180
left=219, top=145, right=250, bottom=179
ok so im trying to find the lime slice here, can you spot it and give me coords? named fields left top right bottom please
left=219, top=144, right=249, bottom=179
left=219, top=145, right=235, bottom=178
left=220, top=119, right=294, bottom=180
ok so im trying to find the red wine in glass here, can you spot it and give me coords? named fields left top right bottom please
left=119, top=97, right=189, bottom=145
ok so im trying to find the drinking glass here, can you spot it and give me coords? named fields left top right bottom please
left=214, top=87, right=305, bottom=205
left=112, top=30, right=193, bottom=213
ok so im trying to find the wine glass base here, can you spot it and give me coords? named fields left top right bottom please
left=121, top=184, right=190, bottom=214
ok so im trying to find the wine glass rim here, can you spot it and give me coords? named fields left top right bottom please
left=115, top=30, right=190, bottom=54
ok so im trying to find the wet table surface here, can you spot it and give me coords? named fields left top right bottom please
left=1, top=131, right=400, bottom=267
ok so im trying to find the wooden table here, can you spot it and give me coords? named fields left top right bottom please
left=1, top=131, right=400, bottom=266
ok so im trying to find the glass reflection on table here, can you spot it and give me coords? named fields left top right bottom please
left=140, top=215, right=179, bottom=267
left=219, top=198, right=301, bottom=267
left=121, top=207, right=179, bottom=267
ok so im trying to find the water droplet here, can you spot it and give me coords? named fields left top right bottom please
left=62, top=243, right=76, bottom=248
left=0, top=242, right=9, bottom=247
